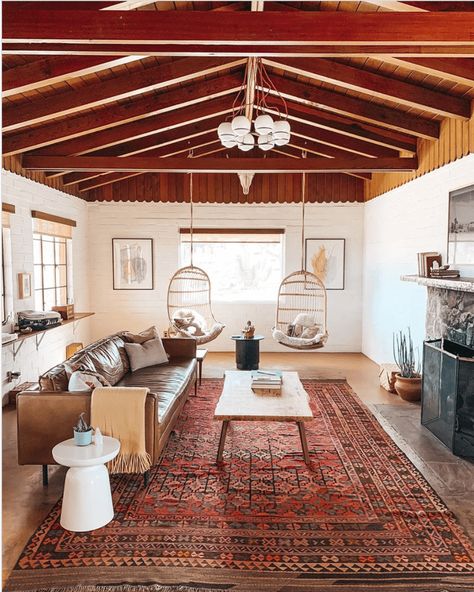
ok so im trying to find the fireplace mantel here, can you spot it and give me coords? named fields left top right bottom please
left=401, top=275, right=474, bottom=294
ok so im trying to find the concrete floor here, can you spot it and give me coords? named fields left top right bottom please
left=3, top=352, right=473, bottom=584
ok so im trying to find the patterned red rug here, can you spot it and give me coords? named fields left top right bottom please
left=7, top=380, right=474, bottom=592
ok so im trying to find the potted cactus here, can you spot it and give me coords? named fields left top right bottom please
left=73, top=412, right=93, bottom=446
left=393, top=328, right=422, bottom=402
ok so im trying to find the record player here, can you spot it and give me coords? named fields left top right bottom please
left=18, top=310, right=62, bottom=331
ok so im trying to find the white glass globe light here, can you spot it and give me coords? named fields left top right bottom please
left=258, top=133, right=275, bottom=151
left=254, top=114, right=274, bottom=136
left=222, top=137, right=238, bottom=148
left=273, top=120, right=291, bottom=146
left=231, top=115, right=251, bottom=136
left=238, top=133, right=255, bottom=152
left=217, top=122, right=235, bottom=143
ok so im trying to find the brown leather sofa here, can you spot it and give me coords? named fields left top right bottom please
left=17, top=333, right=196, bottom=483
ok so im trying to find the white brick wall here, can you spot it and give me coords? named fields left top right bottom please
left=362, top=153, right=474, bottom=364
left=1, top=171, right=91, bottom=403
left=87, top=201, right=364, bottom=353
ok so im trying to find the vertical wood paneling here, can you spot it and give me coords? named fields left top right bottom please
left=367, top=110, right=474, bottom=201
left=87, top=172, right=364, bottom=203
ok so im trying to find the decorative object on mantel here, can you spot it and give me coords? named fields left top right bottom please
left=217, top=57, right=290, bottom=153
left=417, top=251, right=442, bottom=277
left=430, top=265, right=460, bottom=279
left=73, top=412, right=93, bottom=446
left=393, top=328, right=422, bottom=401
left=422, top=338, right=474, bottom=457
left=17, top=273, right=31, bottom=299
left=448, top=183, right=474, bottom=267
left=242, top=320, right=255, bottom=339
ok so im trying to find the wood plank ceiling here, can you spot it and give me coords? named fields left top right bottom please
left=2, top=0, right=474, bottom=204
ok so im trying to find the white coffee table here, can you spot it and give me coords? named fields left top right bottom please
left=214, top=371, right=314, bottom=464
left=52, top=436, right=120, bottom=532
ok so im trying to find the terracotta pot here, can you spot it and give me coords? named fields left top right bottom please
left=394, top=374, right=422, bottom=402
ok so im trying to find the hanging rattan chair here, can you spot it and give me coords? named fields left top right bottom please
left=272, top=162, right=329, bottom=350
left=166, top=170, right=224, bottom=345
left=167, top=265, right=224, bottom=345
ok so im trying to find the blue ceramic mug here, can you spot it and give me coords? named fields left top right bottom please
left=73, top=428, right=92, bottom=446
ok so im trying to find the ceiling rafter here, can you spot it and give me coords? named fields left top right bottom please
left=3, top=57, right=244, bottom=132
left=3, top=73, right=243, bottom=156
left=265, top=74, right=440, bottom=139
left=381, top=57, right=474, bottom=86
left=264, top=57, right=471, bottom=119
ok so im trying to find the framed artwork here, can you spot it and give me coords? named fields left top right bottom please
left=112, top=238, right=154, bottom=290
left=448, top=184, right=474, bottom=267
left=305, top=238, right=345, bottom=290
left=18, top=272, right=32, bottom=299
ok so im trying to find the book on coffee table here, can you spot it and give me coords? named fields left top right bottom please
left=251, top=370, right=282, bottom=395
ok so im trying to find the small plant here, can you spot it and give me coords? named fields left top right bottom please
left=393, top=328, right=421, bottom=378
left=74, top=412, right=91, bottom=433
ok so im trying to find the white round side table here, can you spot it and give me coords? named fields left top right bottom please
left=52, top=436, right=120, bottom=532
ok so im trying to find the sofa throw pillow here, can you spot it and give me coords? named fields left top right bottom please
left=124, top=337, right=169, bottom=372
left=122, top=325, right=160, bottom=344
left=69, top=370, right=112, bottom=392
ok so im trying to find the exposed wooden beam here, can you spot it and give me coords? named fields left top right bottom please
left=267, top=97, right=417, bottom=153
left=22, top=155, right=419, bottom=173
left=4, top=10, right=473, bottom=46
left=34, top=95, right=234, bottom=158
left=3, top=57, right=243, bottom=132
left=363, top=0, right=426, bottom=11
left=2, top=55, right=142, bottom=97
left=3, top=73, right=242, bottom=156
left=382, top=57, right=474, bottom=86
left=5, top=43, right=474, bottom=58
left=266, top=74, right=439, bottom=139
left=265, top=58, right=471, bottom=119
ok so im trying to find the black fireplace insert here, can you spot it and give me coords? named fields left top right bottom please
left=422, top=339, right=474, bottom=457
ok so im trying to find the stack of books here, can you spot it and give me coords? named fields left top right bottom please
left=251, top=370, right=283, bottom=396
left=417, top=252, right=442, bottom=277
left=430, top=266, right=460, bottom=279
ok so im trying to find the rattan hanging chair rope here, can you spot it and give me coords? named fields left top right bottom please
left=273, top=157, right=328, bottom=350
left=167, top=169, right=225, bottom=345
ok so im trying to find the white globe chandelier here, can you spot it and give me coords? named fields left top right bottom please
left=217, top=58, right=291, bottom=153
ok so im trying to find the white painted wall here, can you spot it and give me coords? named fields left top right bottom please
left=1, top=171, right=91, bottom=403
left=362, top=154, right=474, bottom=365
left=87, top=201, right=364, bottom=352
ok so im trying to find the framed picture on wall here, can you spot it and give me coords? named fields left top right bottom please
left=305, top=238, right=345, bottom=290
left=448, top=184, right=474, bottom=266
left=18, top=272, right=32, bottom=299
left=112, top=238, right=154, bottom=290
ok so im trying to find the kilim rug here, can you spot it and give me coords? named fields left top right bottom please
left=6, top=380, right=474, bottom=592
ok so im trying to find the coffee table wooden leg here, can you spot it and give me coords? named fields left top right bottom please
left=217, top=421, right=230, bottom=463
left=297, top=421, right=310, bottom=464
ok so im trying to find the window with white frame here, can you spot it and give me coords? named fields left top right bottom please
left=180, top=229, right=284, bottom=301
left=32, top=213, right=74, bottom=311
left=2, top=206, right=14, bottom=323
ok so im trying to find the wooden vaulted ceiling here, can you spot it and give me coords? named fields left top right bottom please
left=2, top=0, right=474, bottom=204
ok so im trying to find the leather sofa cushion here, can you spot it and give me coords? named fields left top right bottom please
left=40, top=333, right=130, bottom=391
left=71, top=335, right=128, bottom=385
left=117, top=358, right=196, bottom=423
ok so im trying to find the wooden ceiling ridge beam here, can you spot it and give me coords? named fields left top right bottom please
left=2, top=73, right=242, bottom=156
left=265, top=74, right=440, bottom=140
left=21, top=155, right=419, bottom=173
left=264, top=57, right=471, bottom=119
left=4, top=9, right=474, bottom=45
left=266, top=97, right=418, bottom=153
left=2, top=56, right=245, bottom=132
left=32, top=95, right=235, bottom=159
